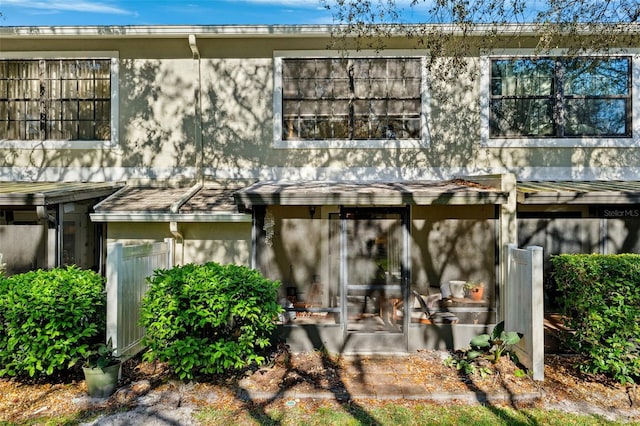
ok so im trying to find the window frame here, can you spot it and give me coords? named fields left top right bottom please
left=0, top=51, right=119, bottom=150
left=273, top=50, right=430, bottom=149
left=480, top=49, right=639, bottom=148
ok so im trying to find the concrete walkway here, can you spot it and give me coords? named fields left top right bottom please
left=236, top=351, right=542, bottom=406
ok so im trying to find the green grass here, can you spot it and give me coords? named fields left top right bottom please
left=195, top=402, right=639, bottom=426
left=3, top=401, right=637, bottom=425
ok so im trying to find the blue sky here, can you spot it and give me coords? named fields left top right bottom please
left=0, top=0, right=392, bottom=26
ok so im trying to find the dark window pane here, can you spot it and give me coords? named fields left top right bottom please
left=0, top=58, right=111, bottom=141
left=491, top=99, right=554, bottom=137
left=25, top=100, right=39, bottom=118
left=25, top=120, right=40, bottom=139
left=490, top=56, right=630, bottom=139
left=79, top=101, right=94, bottom=120
left=317, top=119, right=332, bottom=138
left=282, top=57, right=421, bottom=140
left=77, top=79, right=94, bottom=98
left=491, top=59, right=553, bottom=96
left=333, top=118, right=349, bottom=138
left=282, top=80, right=299, bottom=97
left=565, top=99, right=628, bottom=136
left=283, top=118, right=297, bottom=140
left=403, top=79, right=421, bottom=97
left=564, top=58, right=629, bottom=96
left=354, top=118, right=369, bottom=139
left=315, top=60, right=331, bottom=78
left=47, top=119, right=63, bottom=139
left=79, top=121, right=93, bottom=139
left=10, top=100, right=26, bottom=120
left=299, top=118, right=316, bottom=139
left=63, top=101, right=78, bottom=120
left=62, top=120, right=77, bottom=139
left=96, top=121, right=110, bottom=140
left=404, top=118, right=421, bottom=138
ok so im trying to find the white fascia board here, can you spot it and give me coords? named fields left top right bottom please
left=90, top=212, right=252, bottom=223
left=0, top=25, right=337, bottom=39
left=2, top=23, right=600, bottom=39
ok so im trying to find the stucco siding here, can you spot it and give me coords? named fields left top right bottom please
left=1, top=28, right=639, bottom=183
left=106, top=221, right=251, bottom=266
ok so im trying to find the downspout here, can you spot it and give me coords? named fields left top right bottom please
left=169, top=183, right=202, bottom=265
left=189, top=34, right=204, bottom=185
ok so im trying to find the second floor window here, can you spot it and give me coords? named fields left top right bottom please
left=282, top=57, right=422, bottom=141
left=0, top=59, right=111, bottom=141
left=490, top=57, right=631, bottom=138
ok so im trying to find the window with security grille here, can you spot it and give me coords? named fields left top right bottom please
left=0, top=59, right=111, bottom=141
left=490, top=57, right=631, bottom=138
left=282, top=57, right=422, bottom=141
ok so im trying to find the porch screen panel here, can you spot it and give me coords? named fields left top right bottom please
left=282, top=57, right=421, bottom=140
left=345, top=213, right=403, bottom=333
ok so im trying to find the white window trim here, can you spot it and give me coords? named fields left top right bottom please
left=480, top=48, right=640, bottom=148
left=0, top=51, right=119, bottom=150
left=273, top=50, right=430, bottom=149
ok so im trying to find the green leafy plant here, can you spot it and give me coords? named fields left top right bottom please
left=467, top=321, right=522, bottom=364
left=84, top=339, right=119, bottom=369
left=444, top=321, right=522, bottom=378
left=463, top=281, right=484, bottom=291
left=552, top=253, right=640, bottom=385
left=140, top=262, right=283, bottom=380
left=0, top=266, right=105, bottom=378
left=443, top=355, right=492, bottom=377
left=0, top=253, right=5, bottom=277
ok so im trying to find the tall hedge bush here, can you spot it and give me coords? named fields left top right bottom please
left=0, top=266, right=105, bottom=378
left=140, top=262, right=282, bottom=380
left=552, top=253, right=640, bottom=384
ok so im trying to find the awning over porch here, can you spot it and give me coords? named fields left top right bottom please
left=233, top=179, right=509, bottom=208
left=91, top=184, right=252, bottom=222
left=0, top=182, right=123, bottom=206
left=517, top=181, right=640, bottom=204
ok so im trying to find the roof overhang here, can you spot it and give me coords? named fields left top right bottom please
left=0, top=182, right=124, bottom=207
left=517, top=181, right=640, bottom=205
left=234, top=180, right=509, bottom=209
left=90, top=212, right=251, bottom=223
left=91, top=185, right=251, bottom=223
left=3, top=23, right=634, bottom=40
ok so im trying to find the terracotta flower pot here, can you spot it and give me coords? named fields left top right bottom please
left=469, top=285, right=484, bottom=301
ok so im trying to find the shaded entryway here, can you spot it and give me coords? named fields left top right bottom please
left=234, top=178, right=513, bottom=354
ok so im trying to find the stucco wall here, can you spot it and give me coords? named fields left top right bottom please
left=2, top=30, right=638, bottom=183
left=107, top=221, right=251, bottom=266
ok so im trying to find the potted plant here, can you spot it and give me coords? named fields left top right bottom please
left=465, top=281, right=485, bottom=301
left=82, top=339, right=121, bottom=398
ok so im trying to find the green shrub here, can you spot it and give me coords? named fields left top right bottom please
left=140, top=262, right=283, bottom=380
left=552, top=253, right=640, bottom=384
left=0, top=266, right=105, bottom=378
